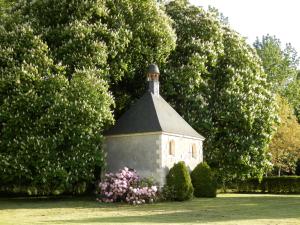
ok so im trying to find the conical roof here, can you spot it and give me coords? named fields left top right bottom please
left=105, top=92, right=204, bottom=139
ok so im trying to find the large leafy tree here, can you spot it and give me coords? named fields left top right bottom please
left=0, top=15, right=114, bottom=194
left=254, top=35, right=299, bottom=94
left=269, top=97, right=300, bottom=176
left=254, top=35, right=300, bottom=122
left=106, top=0, right=176, bottom=116
left=17, top=0, right=176, bottom=116
left=17, top=0, right=112, bottom=80
left=162, top=0, right=277, bottom=183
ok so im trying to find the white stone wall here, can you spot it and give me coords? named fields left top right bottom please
left=104, top=133, right=162, bottom=182
left=104, top=132, right=203, bottom=186
left=160, top=133, right=203, bottom=183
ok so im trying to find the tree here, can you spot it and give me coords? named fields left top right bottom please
left=17, top=0, right=118, bottom=81
left=268, top=97, right=300, bottom=176
left=254, top=35, right=299, bottom=94
left=104, top=0, right=176, bottom=116
left=0, top=14, right=114, bottom=194
left=285, top=75, right=300, bottom=123
left=254, top=35, right=300, bottom=122
left=17, top=0, right=176, bottom=116
left=162, top=1, right=277, bottom=184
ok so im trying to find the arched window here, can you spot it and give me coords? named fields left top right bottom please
left=192, top=144, right=197, bottom=158
left=169, top=140, right=175, bottom=156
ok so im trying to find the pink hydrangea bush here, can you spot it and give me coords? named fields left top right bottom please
left=96, top=167, right=158, bottom=205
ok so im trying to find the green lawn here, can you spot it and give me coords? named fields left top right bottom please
left=0, top=194, right=299, bottom=225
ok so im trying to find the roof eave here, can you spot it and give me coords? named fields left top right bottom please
left=104, top=131, right=205, bottom=141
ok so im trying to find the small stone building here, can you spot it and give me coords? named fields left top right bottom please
left=104, top=65, right=205, bottom=185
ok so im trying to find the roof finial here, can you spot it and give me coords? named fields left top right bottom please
left=147, top=64, right=160, bottom=96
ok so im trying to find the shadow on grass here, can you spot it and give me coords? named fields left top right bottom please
left=48, top=210, right=300, bottom=224
left=50, top=196, right=300, bottom=224
left=1, top=195, right=300, bottom=224
left=0, top=196, right=110, bottom=210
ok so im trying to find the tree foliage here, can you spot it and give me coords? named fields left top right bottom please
left=162, top=1, right=277, bottom=183
left=104, top=0, right=176, bottom=115
left=285, top=77, right=300, bottom=123
left=268, top=97, right=300, bottom=175
left=0, top=0, right=12, bottom=13
left=17, top=0, right=176, bottom=116
left=254, top=35, right=299, bottom=93
left=254, top=35, right=300, bottom=122
left=0, top=13, right=114, bottom=195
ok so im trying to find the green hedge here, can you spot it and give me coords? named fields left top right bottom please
left=237, top=178, right=261, bottom=193
left=238, top=176, right=300, bottom=194
left=0, top=182, right=90, bottom=197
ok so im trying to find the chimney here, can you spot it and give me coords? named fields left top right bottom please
left=147, top=64, right=160, bottom=96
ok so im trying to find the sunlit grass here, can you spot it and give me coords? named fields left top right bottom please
left=0, top=194, right=299, bottom=225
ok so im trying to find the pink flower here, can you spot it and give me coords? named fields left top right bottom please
left=151, top=186, right=158, bottom=192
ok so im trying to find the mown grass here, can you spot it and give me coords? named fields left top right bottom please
left=0, top=194, right=299, bottom=225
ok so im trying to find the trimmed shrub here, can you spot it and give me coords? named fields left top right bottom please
left=165, top=161, right=194, bottom=201
left=191, top=162, right=217, bottom=197
left=237, top=178, right=260, bottom=193
left=238, top=176, right=300, bottom=194
left=96, top=167, right=158, bottom=205
left=262, top=176, right=300, bottom=193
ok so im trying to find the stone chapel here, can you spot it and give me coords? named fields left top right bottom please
left=104, top=64, right=205, bottom=185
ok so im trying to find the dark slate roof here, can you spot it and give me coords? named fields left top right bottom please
left=105, top=92, right=204, bottom=139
